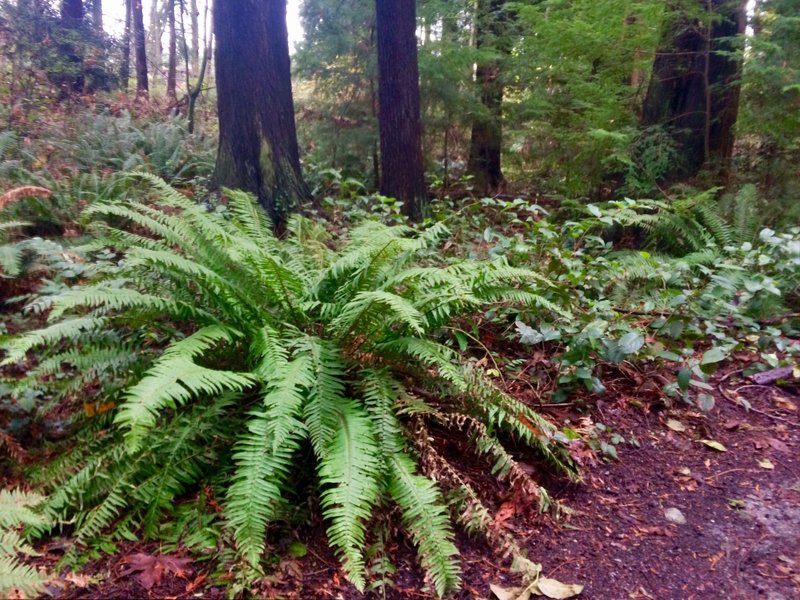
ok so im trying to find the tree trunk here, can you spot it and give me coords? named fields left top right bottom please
left=213, top=0, right=311, bottom=229
left=90, top=0, right=103, bottom=32
left=167, top=0, right=177, bottom=99
left=60, top=0, right=83, bottom=25
left=121, top=0, right=132, bottom=91
left=467, top=0, right=509, bottom=193
left=641, top=0, right=746, bottom=183
left=375, top=0, right=428, bottom=222
left=149, top=0, right=163, bottom=89
left=133, top=0, right=149, bottom=97
left=190, top=0, right=200, bottom=75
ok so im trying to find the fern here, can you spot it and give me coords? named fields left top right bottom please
left=3, top=177, right=576, bottom=595
left=0, top=490, right=50, bottom=597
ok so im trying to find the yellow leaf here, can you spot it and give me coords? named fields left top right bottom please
left=698, top=439, right=727, bottom=452
left=758, top=458, right=775, bottom=470
left=534, top=577, right=584, bottom=599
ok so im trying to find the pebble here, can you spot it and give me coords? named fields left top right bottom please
left=664, top=507, right=687, bottom=525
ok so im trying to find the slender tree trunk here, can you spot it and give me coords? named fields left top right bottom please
left=149, top=0, right=163, bottom=88
left=59, top=0, right=85, bottom=93
left=167, top=0, right=177, bottom=99
left=121, top=0, right=132, bottom=92
left=214, top=0, right=311, bottom=229
left=190, top=0, right=200, bottom=75
left=90, top=0, right=103, bottom=32
left=467, top=0, right=508, bottom=193
left=375, top=0, right=428, bottom=222
left=641, top=0, right=747, bottom=182
left=133, top=0, right=149, bottom=97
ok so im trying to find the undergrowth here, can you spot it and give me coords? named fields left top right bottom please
left=1, top=174, right=577, bottom=596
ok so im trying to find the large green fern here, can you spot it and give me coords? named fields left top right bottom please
left=2, top=174, right=577, bottom=595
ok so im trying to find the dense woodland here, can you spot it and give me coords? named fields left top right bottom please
left=0, top=0, right=799, bottom=598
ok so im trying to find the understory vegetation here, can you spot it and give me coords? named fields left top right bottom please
left=1, top=0, right=799, bottom=598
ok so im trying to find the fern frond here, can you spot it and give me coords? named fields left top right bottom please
left=0, top=556, right=48, bottom=596
left=318, top=402, right=381, bottom=591
left=115, top=326, right=254, bottom=450
left=389, top=454, right=461, bottom=596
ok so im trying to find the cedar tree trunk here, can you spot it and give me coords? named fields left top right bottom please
left=375, top=0, right=428, bottom=222
left=213, top=0, right=311, bottom=229
left=641, top=0, right=746, bottom=182
left=467, top=0, right=508, bottom=193
left=133, top=0, right=149, bottom=97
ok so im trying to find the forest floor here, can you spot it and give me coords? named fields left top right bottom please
left=21, top=351, right=798, bottom=600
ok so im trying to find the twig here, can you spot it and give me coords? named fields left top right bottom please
left=717, top=382, right=798, bottom=426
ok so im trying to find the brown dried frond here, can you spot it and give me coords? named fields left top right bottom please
left=0, top=186, right=53, bottom=210
left=0, top=430, right=29, bottom=463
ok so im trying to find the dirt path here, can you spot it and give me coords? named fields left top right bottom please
left=527, top=369, right=800, bottom=600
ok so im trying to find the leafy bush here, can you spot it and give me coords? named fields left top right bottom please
left=2, top=174, right=576, bottom=595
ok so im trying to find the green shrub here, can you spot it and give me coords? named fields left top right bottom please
left=2, top=174, right=576, bottom=595
left=0, top=489, right=50, bottom=597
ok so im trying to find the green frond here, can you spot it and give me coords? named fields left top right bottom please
left=318, top=402, right=381, bottom=592
left=331, top=290, right=425, bottom=340
left=0, top=490, right=46, bottom=529
left=115, top=326, right=254, bottom=451
left=359, top=368, right=406, bottom=456
left=301, top=337, right=348, bottom=455
left=0, top=556, right=48, bottom=596
left=389, top=454, right=461, bottom=597
left=226, top=354, right=313, bottom=566
left=1, top=316, right=107, bottom=366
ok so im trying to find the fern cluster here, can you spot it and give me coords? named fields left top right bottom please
left=2, top=174, right=576, bottom=595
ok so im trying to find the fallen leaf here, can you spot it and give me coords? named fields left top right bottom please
left=535, top=577, right=584, bottom=599
left=119, top=553, right=192, bottom=590
left=64, top=572, right=93, bottom=588
left=773, top=397, right=797, bottom=412
left=494, top=501, right=517, bottom=528
left=758, top=458, right=775, bottom=470
left=666, top=419, right=686, bottom=432
left=491, top=583, right=530, bottom=600
left=698, top=439, right=727, bottom=452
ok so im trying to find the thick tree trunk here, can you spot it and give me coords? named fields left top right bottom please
left=60, top=0, right=83, bottom=25
left=641, top=0, right=746, bottom=182
left=375, top=0, right=428, bottom=222
left=121, top=0, right=132, bottom=91
left=167, top=0, right=177, bottom=99
left=467, top=0, right=508, bottom=193
left=133, top=0, right=149, bottom=97
left=214, top=0, right=310, bottom=229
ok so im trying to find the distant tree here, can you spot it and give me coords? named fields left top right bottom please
left=133, top=0, right=149, bottom=97
left=121, top=0, right=132, bottom=91
left=60, top=0, right=83, bottom=26
left=641, top=0, right=747, bottom=182
left=89, top=0, right=103, bottom=32
left=375, top=0, right=428, bottom=221
left=467, top=0, right=510, bottom=193
left=213, top=0, right=310, bottom=229
left=167, top=0, right=177, bottom=99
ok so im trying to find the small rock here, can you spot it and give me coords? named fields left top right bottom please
left=664, top=507, right=687, bottom=525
